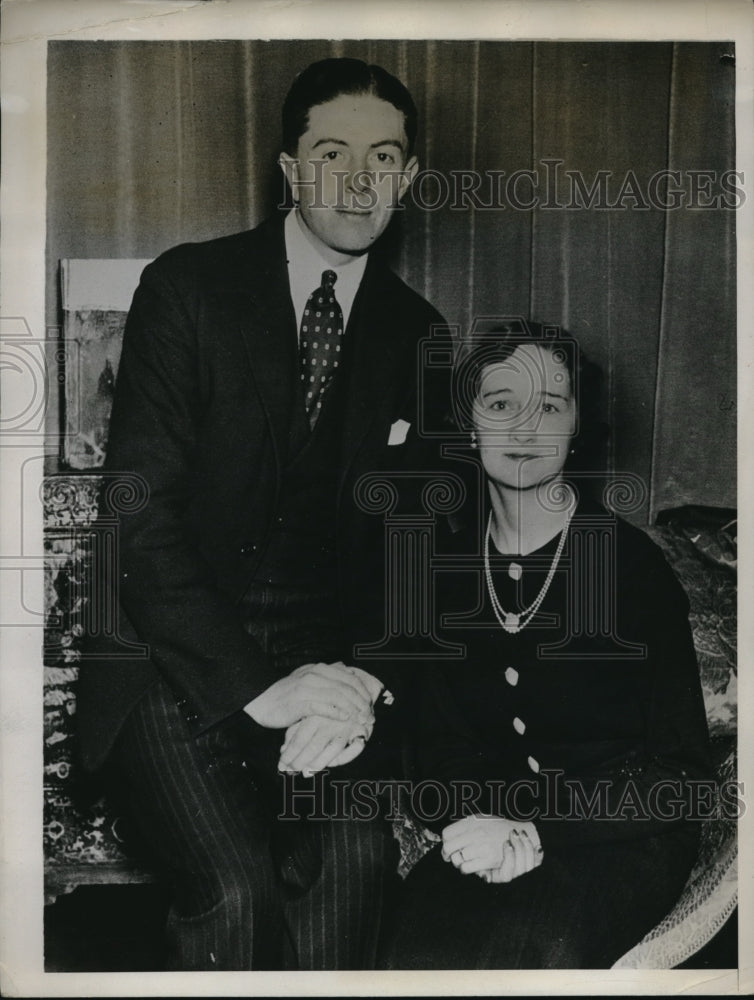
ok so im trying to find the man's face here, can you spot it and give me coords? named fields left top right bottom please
left=280, top=92, right=418, bottom=256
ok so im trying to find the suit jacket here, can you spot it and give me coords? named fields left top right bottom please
left=77, top=214, right=445, bottom=771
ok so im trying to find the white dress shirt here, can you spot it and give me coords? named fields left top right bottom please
left=284, top=209, right=368, bottom=339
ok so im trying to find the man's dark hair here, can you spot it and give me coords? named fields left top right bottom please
left=282, top=57, right=418, bottom=156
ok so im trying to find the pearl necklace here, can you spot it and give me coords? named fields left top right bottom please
left=484, top=509, right=573, bottom=634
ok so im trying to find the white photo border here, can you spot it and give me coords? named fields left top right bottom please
left=1, top=0, right=752, bottom=995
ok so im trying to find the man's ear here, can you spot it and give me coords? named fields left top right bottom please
left=278, top=152, right=299, bottom=200
left=396, top=155, right=419, bottom=202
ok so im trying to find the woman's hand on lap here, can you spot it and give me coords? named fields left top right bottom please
left=441, top=814, right=543, bottom=880
left=479, top=827, right=543, bottom=882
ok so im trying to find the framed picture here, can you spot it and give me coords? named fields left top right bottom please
left=61, top=259, right=150, bottom=469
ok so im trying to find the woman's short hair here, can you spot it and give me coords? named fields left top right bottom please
left=451, top=318, right=607, bottom=473
left=282, top=57, right=418, bottom=156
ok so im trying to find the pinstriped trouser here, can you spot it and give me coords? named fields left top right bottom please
left=109, top=676, right=396, bottom=970
left=107, top=585, right=397, bottom=971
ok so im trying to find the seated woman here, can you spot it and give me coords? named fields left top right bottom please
left=380, top=322, right=712, bottom=969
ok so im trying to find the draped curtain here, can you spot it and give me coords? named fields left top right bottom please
left=46, top=39, right=737, bottom=522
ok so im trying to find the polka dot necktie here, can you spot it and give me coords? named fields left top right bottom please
left=299, top=269, right=344, bottom=429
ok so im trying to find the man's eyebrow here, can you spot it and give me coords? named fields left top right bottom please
left=310, top=138, right=406, bottom=151
left=542, top=390, right=570, bottom=402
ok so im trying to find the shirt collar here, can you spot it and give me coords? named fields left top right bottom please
left=284, top=209, right=369, bottom=330
left=286, top=208, right=368, bottom=273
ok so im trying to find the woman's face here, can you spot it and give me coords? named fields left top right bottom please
left=472, top=343, right=576, bottom=491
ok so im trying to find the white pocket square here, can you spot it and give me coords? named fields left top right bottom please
left=388, top=418, right=411, bottom=446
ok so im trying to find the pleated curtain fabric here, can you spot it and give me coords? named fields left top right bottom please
left=47, top=39, right=737, bottom=521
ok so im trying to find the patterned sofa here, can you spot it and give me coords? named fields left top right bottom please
left=43, top=476, right=737, bottom=967
left=615, top=508, right=737, bottom=967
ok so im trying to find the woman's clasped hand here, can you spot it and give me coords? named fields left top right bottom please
left=441, top=814, right=544, bottom=882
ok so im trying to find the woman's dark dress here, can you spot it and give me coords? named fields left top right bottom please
left=381, top=499, right=711, bottom=969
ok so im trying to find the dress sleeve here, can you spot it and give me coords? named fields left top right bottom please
left=535, top=541, right=713, bottom=850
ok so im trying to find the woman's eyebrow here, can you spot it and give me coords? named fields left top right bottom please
left=480, top=387, right=513, bottom=400
left=480, top=387, right=570, bottom=404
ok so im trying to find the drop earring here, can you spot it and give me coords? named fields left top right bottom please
left=470, top=433, right=478, bottom=449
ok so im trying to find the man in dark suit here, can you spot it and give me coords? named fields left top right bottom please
left=77, top=58, right=444, bottom=970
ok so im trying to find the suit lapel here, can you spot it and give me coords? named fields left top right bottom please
left=220, top=217, right=298, bottom=471
left=339, top=256, right=407, bottom=489
left=216, top=217, right=408, bottom=485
